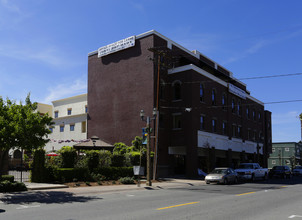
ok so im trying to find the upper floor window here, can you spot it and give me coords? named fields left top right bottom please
left=54, top=111, right=59, bottom=118
left=258, top=112, right=261, bottom=122
left=70, top=124, right=75, bottom=131
left=85, top=105, right=88, bottom=113
left=200, top=115, right=205, bottom=130
left=211, top=89, right=216, bottom=105
left=172, top=113, right=182, bottom=129
left=60, top=125, right=64, bottom=132
left=246, top=107, right=250, bottom=119
left=172, top=81, right=182, bottom=100
left=232, top=99, right=236, bottom=113
left=238, top=101, right=242, bottom=116
left=222, top=121, right=227, bottom=135
left=222, top=94, right=227, bottom=110
left=81, top=121, right=86, bottom=133
left=253, top=110, right=256, bottom=121
left=200, top=83, right=204, bottom=102
left=212, top=119, right=217, bottom=132
left=232, top=124, right=237, bottom=137
left=67, top=108, right=72, bottom=115
left=238, top=126, right=242, bottom=138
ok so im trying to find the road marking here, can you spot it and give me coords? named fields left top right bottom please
left=281, top=186, right=288, bottom=188
left=126, top=194, right=135, bottom=197
left=289, top=215, right=302, bottom=218
left=16, top=205, right=40, bottom=210
left=236, top=192, right=256, bottom=196
left=157, top=202, right=200, bottom=210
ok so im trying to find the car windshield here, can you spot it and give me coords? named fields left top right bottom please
left=210, top=169, right=227, bottom=174
left=272, top=166, right=284, bottom=170
left=238, top=164, right=253, bottom=169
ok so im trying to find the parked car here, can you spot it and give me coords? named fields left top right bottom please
left=269, top=166, right=292, bottom=179
left=205, top=168, right=238, bottom=185
left=292, top=166, right=302, bottom=176
left=235, top=163, right=268, bottom=181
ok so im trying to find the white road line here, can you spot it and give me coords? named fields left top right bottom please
left=289, top=215, right=302, bottom=218
left=16, top=205, right=40, bottom=210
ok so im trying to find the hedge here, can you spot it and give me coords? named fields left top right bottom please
left=1, top=175, right=14, bottom=182
left=0, top=180, right=27, bottom=192
left=95, top=167, right=134, bottom=180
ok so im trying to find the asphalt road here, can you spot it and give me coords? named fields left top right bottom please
left=1, top=177, right=302, bottom=220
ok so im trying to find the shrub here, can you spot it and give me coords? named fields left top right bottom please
left=1, top=175, right=14, bottom=182
left=111, top=153, right=125, bottom=167
left=52, top=167, right=91, bottom=183
left=99, top=150, right=112, bottom=167
left=31, top=149, right=46, bottom=183
left=113, top=142, right=128, bottom=155
left=59, top=146, right=77, bottom=168
left=119, top=177, right=135, bottom=184
left=0, top=180, right=27, bottom=192
left=95, top=167, right=133, bottom=180
left=86, top=150, right=100, bottom=172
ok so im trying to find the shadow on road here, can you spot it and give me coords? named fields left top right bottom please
left=0, top=191, right=101, bottom=205
left=0, top=209, right=5, bottom=213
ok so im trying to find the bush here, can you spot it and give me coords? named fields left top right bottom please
left=1, top=175, right=14, bottom=182
left=59, top=146, right=77, bottom=168
left=53, top=167, right=91, bottom=183
left=111, top=153, right=125, bottom=167
left=99, top=150, right=112, bottom=167
left=0, top=180, right=27, bottom=192
left=119, top=177, right=135, bottom=184
left=86, top=150, right=100, bottom=172
left=113, top=142, right=128, bottom=155
left=95, top=167, right=133, bottom=180
left=31, top=149, right=46, bottom=183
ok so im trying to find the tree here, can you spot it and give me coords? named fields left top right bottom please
left=0, top=95, right=53, bottom=174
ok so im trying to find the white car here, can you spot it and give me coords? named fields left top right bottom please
left=292, top=166, right=302, bottom=176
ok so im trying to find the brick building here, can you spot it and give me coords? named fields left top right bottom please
left=87, top=30, right=272, bottom=177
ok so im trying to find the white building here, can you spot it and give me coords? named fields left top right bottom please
left=44, top=94, right=88, bottom=152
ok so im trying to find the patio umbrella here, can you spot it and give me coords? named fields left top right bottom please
left=46, top=152, right=59, bottom=156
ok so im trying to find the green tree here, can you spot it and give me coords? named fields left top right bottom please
left=0, top=95, right=53, bottom=175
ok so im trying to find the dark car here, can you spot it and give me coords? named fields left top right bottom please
left=269, top=166, right=292, bottom=179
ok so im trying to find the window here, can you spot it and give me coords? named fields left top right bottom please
left=232, top=99, right=235, bottom=113
left=272, top=148, right=275, bottom=152
left=81, top=121, right=86, bottom=133
left=253, top=110, right=256, bottom=121
left=246, top=108, right=249, bottom=119
left=238, top=101, right=242, bottom=116
left=173, top=81, right=182, bottom=100
left=199, top=83, right=204, bottom=102
left=70, top=124, right=75, bottom=131
left=222, top=121, right=227, bottom=135
left=49, top=127, right=53, bottom=133
left=54, top=111, right=59, bottom=118
left=173, top=114, right=182, bottom=129
left=258, top=112, right=261, bottom=122
left=60, top=125, right=64, bottom=132
left=232, top=124, right=237, bottom=137
left=67, top=108, right=72, bottom=115
left=211, top=89, right=216, bottom=105
left=85, top=105, right=88, bottom=113
left=222, top=94, right=227, bottom=110
left=272, top=160, right=276, bottom=165
left=238, top=126, right=242, bottom=138
left=285, top=148, right=290, bottom=152
left=212, top=119, right=217, bottom=132
left=200, top=115, right=205, bottom=130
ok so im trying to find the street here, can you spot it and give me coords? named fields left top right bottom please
left=1, top=177, right=302, bottom=220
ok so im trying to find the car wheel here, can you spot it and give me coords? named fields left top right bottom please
left=224, top=178, right=228, bottom=185
left=251, top=174, right=255, bottom=182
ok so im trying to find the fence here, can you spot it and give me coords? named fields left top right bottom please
left=8, top=170, right=30, bottom=182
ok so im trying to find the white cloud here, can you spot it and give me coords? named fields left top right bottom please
left=42, top=78, right=87, bottom=104
left=272, top=111, right=299, bottom=126
left=0, top=0, right=21, bottom=13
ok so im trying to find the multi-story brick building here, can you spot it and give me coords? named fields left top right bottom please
left=87, top=30, right=272, bottom=177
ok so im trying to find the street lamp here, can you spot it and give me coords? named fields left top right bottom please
left=140, top=108, right=157, bottom=186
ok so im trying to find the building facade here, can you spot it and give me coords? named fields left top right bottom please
left=268, top=142, right=302, bottom=169
left=87, top=30, right=272, bottom=177
left=44, top=94, right=88, bottom=152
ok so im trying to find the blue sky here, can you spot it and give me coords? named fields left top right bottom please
left=0, top=0, right=301, bottom=142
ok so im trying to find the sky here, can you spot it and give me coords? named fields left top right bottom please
left=0, top=0, right=301, bottom=143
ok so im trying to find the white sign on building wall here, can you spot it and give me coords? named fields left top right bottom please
left=98, top=36, right=136, bottom=58
left=228, top=83, right=247, bottom=100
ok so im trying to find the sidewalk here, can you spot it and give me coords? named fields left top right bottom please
left=24, top=178, right=206, bottom=195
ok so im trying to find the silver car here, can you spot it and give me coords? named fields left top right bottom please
left=205, top=168, right=238, bottom=185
